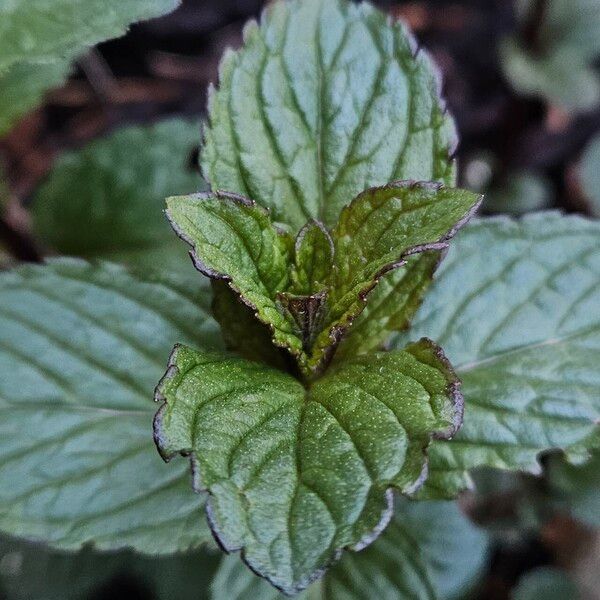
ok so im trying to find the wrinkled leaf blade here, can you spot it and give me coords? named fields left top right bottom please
left=154, top=341, right=462, bottom=594
left=201, top=0, right=457, bottom=232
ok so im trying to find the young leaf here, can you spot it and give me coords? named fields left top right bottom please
left=0, top=259, right=222, bottom=552
left=167, top=184, right=480, bottom=376
left=165, top=191, right=302, bottom=355
left=391, top=213, right=600, bottom=498
left=309, top=181, right=481, bottom=370
left=288, top=220, right=334, bottom=295
left=154, top=340, right=462, bottom=595
left=33, top=119, right=204, bottom=274
left=211, top=499, right=490, bottom=600
left=201, top=0, right=457, bottom=232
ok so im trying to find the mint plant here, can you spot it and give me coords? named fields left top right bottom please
left=0, top=0, right=599, bottom=598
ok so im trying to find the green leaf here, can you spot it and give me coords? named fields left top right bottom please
left=0, top=534, right=220, bottom=600
left=392, top=213, right=600, bottom=497
left=0, top=59, right=72, bottom=136
left=201, top=0, right=457, bottom=232
left=165, top=191, right=301, bottom=355
left=211, top=499, right=489, bottom=600
left=0, top=259, right=223, bottom=552
left=289, top=220, right=334, bottom=295
left=0, top=0, right=180, bottom=72
left=336, top=252, right=440, bottom=358
left=154, top=341, right=462, bottom=594
left=167, top=184, right=480, bottom=376
left=314, top=182, right=480, bottom=368
left=512, top=567, right=580, bottom=600
left=32, top=119, right=204, bottom=273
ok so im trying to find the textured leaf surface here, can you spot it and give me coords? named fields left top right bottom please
left=167, top=184, right=479, bottom=375
left=315, top=182, right=480, bottom=366
left=0, top=534, right=220, bottom=600
left=154, top=341, right=462, bottom=594
left=201, top=0, right=457, bottom=232
left=337, top=252, right=440, bottom=357
left=166, top=191, right=301, bottom=355
left=211, top=499, right=489, bottom=600
left=0, top=0, right=180, bottom=72
left=392, top=213, right=600, bottom=497
left=0, top=259, right=222, bottom=552
left=33, top=120, right=204, bottom=273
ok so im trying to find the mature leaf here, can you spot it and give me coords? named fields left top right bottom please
left=33, top=119, right=204, bottom=273
left=0, top=59, right=72, bottom=136
left=154, top=341, right=462, bottom=594
left=0, top=0, right=180, bottom=72
left=201, top=0, right=457, bottom=233
left=313, top=181, right=480, bottom=368
left=512, top=567, right=580, bottom=600
left=0, top=534, right=220, bottom=600
left=167, top=184, right=480, bottom=376
left=392, top=213, right=600, bottom=497
left=211, top=499, right=489, bottom=600
left=0, top=259, right=223, bottom=552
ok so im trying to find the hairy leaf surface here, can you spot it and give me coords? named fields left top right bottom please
left=313, top=182, right=480, bottom=367
left=211, top=500, right=489, bottom=600
left=154, top=341, right=462, bottom=594
left=33, top=120, right=204, bottom=273
left=201, top=0, right=457, bottom=232
left=0, top=259, right=222, bottom=552
left=392, top=213, right=600, bottom=497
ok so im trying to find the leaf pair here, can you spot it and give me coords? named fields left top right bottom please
left=166, top=181, right=481, bottom=378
